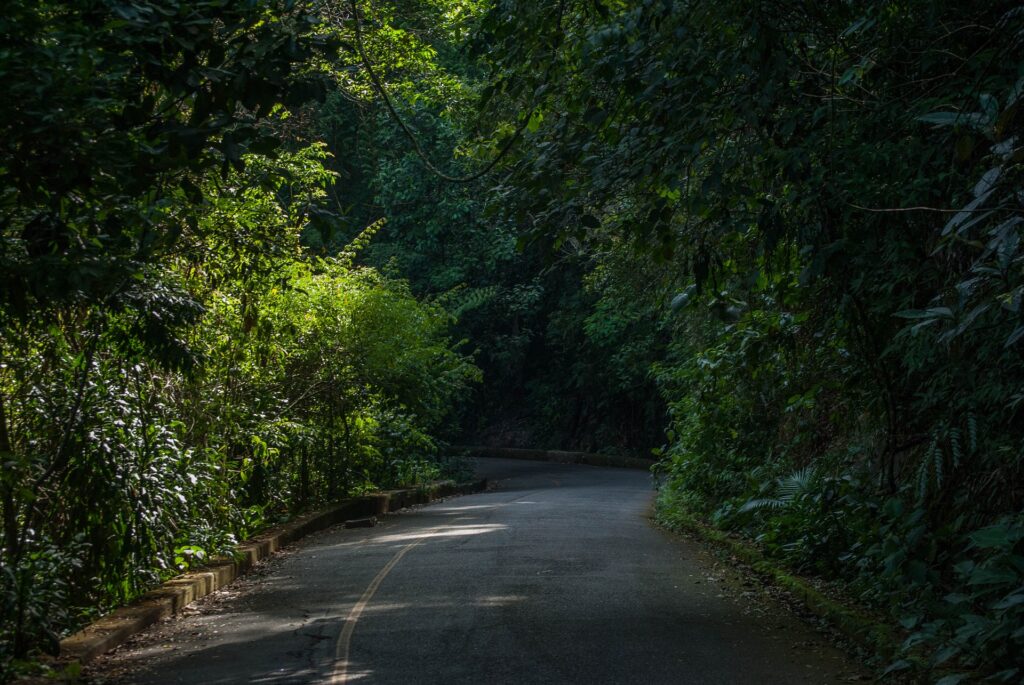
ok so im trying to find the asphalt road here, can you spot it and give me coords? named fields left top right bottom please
left=90, top=458, right=865, bottom=684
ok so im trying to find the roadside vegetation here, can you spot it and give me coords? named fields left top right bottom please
left=0, top=1, right=479, bottom=676
left=2, top=1, right=1023, bottom=683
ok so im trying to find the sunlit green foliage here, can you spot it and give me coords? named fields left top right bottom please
left=0, top=146, right=477, bottom=675
left=0, top=1, right=478, bottom=675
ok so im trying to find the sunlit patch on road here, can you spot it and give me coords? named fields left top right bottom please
left=368, top=523, right=507, bottom=544
left=475, top=594, right=527, bottom=607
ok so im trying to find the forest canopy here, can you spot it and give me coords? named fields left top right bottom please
left=2, top=0, right=1024, bottom=682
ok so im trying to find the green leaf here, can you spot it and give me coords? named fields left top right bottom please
left=969, top=524, right=1023, bottom=549
left=894, top=307, right=953, bottom=320
left=882, top=659, right=912, bottom=676
left=918, top=111, right=961, bottom=126
left=670, top=285, right=697, bottom=311
left=1005, top=325, right=1024, bottom=348
left=934, top=675, right=969, bottom=685
left=966, top=568, right=1019, bottom=586
left=899, top=615, right=921, bottom=629
left=993, top=592, right=1024, bottom=610
left=979, top=93, right=999, bottom=122
left=990, top=668, right=1021, bottom=683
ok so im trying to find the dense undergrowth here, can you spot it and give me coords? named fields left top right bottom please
left=471, top=1, right=1024, bottom=681
left=0, top=1, right=479, bottom=677
left=0, top=156, right=478, bottom=676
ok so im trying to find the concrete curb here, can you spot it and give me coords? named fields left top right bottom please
left=657, top=509, right=899, bottom=657
left=58, top=479, right=487, bottom=666
left=455, top=445, right=654, bottom=470
left=655, top=510, right=991, bottom=680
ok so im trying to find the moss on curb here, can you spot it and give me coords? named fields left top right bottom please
left=656, top=505, right=1002, bottom=684
left=656, top=506, right=900, bottom=660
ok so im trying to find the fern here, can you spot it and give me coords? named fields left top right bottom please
left=966, top=411, right=978, bottom=453
left=336, top=218, right=387, bottom=270
left=434, top=285, right=501, bottom=319
left=950, top=428, right=962, bottom=469
left=455, top=286, right=499, bottom=317
left=777, top=467, right=815, bottom=499
left=738, top=496, right=788, bottom=513
left=739, top=467, right=816, bottom=514
left=916, top=432, right=946, bottom=501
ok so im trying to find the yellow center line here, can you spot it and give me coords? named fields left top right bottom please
left=330, top=516, right=471, bottom=684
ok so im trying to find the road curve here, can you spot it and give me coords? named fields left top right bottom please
left=90, top=458, right=864, bottom=684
